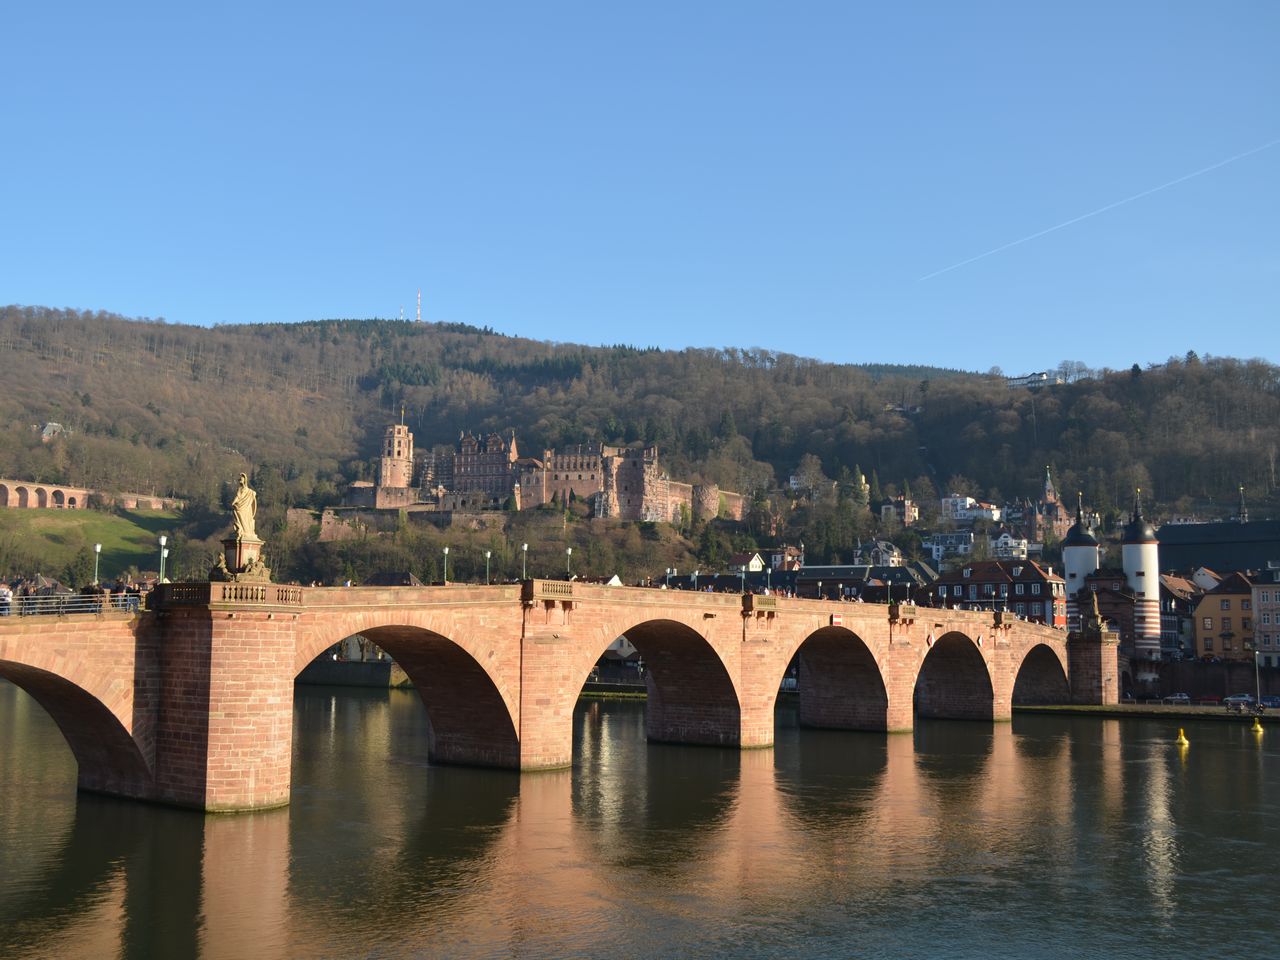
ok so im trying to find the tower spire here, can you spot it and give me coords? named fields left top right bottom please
left=416, top=289, right=421, bottom=323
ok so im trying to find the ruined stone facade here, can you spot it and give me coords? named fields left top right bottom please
left=347, top=422, right=744, bottom=522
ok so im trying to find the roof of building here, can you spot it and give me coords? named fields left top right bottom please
left=932, top=558, right=1063, bottom=586
left=1122, top=494, right=1158, bottom=544
left=1206, top=571, right=1255, bottom=595
left=1062, top=495, right=1100, bottom=548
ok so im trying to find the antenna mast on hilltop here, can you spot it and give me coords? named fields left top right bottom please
left=416, top=289, right=422, bottom=323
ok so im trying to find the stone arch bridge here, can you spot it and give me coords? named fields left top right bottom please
left=0, top=580, right=1117, bottom=812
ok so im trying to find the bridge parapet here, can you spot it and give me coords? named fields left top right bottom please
left=151, top=581, right=304, bottom=608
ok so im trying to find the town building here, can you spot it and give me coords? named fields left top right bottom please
left=1251, top=563, right=1280, bottom=667
left=1156, top=519, right=1280, bottom=574
left=922, top=531, right=975, bottom=565
left=1159, top=574, right=1200, bottom=661
left=989, top=527, right=1029, bottom=560
left=929, top=559, right=1067, bottom=626
left=1192, top=571, right=1255, bottom=661
left=879, top=496, right=918, bottom=527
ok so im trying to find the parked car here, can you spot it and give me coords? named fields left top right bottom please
left=1223, top=694, right=1257, bottom=705
left=1163, top=693, right=1191, bottom=705
left=1261, top=696, right=1280, bottom=709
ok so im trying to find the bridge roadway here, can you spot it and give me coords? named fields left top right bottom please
left=0, top=579, right=1117, bottom=812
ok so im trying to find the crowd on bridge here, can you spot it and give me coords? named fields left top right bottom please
left=0, top=575, right=145, bottom=617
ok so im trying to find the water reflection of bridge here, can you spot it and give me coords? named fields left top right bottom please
left=4, top=695, right=1221, bottom=960
left=0, top=580, right=1114, bottom=811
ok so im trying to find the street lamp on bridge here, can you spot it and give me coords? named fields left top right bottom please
left=442, top=546, right=449, bottom=584
left=566, top=546, right=573, bottom=579
left=94, top=543, right=102, bottom=585
left=521, top=543, right=528, bottom=580
left=485, top=550, right=492, bottom=585
left=158, top=536, right=167, bottom=584
left=693, top=569, right=699, bottom=592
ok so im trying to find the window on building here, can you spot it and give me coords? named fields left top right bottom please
left=1264, top=634, right=1272, bottom=647
left=1264, top=613, right=1273, bottom=625
left=1016, top=583, right=1025, bottom=595
left=1222, top=618, right=1232, bottom=631
left=1032, top=584, right=1041, bottom=595
left=969, top=585, right=977, bottom=600
left=983, top=583, right=995, bottom=596
left=1243, top=600, right=1252, bottom=611
left=1243, top=618, right=1252, bottom=631
left=963, top=568, right=972, bottom=578
left=1205, top=637, right=1214, bottom=651
left=1016, top=603, right=1026, bottom=615
left=1262, top=591, right=1271, bottom=604
left=999, top=584, right=1008, bottom=597
left=938, top=587, right=947, bottom=598
left=1203, top=617, right=1213, bottom=630
left=953, top=585, right=962, bottom=597
left=1221, top=599, right=1231, bottom=610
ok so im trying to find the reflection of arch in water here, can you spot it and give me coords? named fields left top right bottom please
left=288, top=687, right=519, bottom=917
left=913, top=715, right=995, bottom=809
left=774, top=726, right=889, bottom=834
left=1011, top=643, right=1071, bottom=706
left=294, top=624, right=518, bottom=769
left=788, top=626, right=888, bottom=731
left=914, top=632, right=994, bottom=721
left=572, top=700, right=740, bottom=873
left=0, top=660, right=153, bottom=800
left=571, top=619, right=741, bottom=748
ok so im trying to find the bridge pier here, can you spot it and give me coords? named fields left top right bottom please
left=153, top=607, right=296, bottom=811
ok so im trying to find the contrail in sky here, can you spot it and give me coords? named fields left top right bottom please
left=917, top=136, right=1280, bottom=282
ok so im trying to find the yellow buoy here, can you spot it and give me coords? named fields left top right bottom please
left=1176, top=728, right=1189, bottom=746
left=1253, top=717, right=1264, bottom=734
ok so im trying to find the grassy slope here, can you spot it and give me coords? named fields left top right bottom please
left=0, top=509, right=182, bottom=580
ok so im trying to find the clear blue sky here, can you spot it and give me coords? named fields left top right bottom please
left=4, top=2, right=1277, bottom=374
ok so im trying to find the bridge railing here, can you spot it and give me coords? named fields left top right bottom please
left=1, top=592, right=145, bottom=617
left=150, top=582, right=305, bottom=609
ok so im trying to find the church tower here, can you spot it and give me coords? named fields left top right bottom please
left=1062, top=493, right=1101, bottom=631
left=1121, top=490, right=1161, bottom=666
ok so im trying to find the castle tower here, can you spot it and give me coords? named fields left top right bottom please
left=379, top=420, right=415, bottom=488
left=1121, top=489, right=1161, bottom=667
left=1062, top=493, right=1101, bottom=631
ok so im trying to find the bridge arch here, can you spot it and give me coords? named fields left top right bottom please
left=294, top=620, right=520, bottom=769
left=786, top=626, right=889, bottom=732
left=571, top=617, right=742, bottom=747
left=0, top=483, right=8, bottom=506
left=35, top=487, right=49, bottom=508
left=1012, top=642, right=1071, bottom=705
left=914, top=631, right=994, bottom=721
left=16, top=486, right=30, bottom=508
left=52, top=489, right=65, bottom=507
left=0, top=660, right=153, bottom=799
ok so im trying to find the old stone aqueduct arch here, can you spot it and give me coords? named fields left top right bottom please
left=0, top=580, right=1113, bottom=812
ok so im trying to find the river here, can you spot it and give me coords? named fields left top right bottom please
left=1, top=679, right=1278, bottom=959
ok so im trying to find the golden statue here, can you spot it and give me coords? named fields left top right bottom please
left=231, top=473, right=258, bottom=541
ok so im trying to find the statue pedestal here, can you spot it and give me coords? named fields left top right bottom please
left=213, top=538, right=271, bottom=582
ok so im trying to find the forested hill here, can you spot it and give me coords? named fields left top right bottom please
left=2, top=304, right=1278, bottom=522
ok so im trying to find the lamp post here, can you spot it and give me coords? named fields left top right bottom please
left=93, top=543, right=102, bottom=585
left=521, top=543, right=528, bottom=580
left=818, top=580, right=823, bottom=600
left=485, top=550, right=492, bottom=585
left=1255, top=648, right=1262, bottom=707
left=740, top=565, right=747, bottom=593
left=158, top=535, right=167, bottom=583
left=442, top=546, right=449, bottom=583
left=566, top=546, right=573, bottom=579
left=693, top=569, right=699, bottom=592
left=665, top=567, right=672, bottom=588
left=767, top=566, right=772, bottom=592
